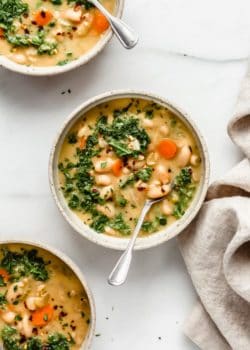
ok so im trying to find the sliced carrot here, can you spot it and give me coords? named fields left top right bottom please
left=0, top=268, right=9, bottom=282
left=79, top=136, right=86, bottom=149
left=8, top=304, right=15, bottom=311
left=34, top=10, right=53, bottom=26
left=32, top=304, right=54, bottom=327
left=0, top=28, right=5, bottom=38
left=92, top=9, right=110, bottom=33
left=112, top=159, right=123, bottom=177
left=157, top=139, right=177, bottom=159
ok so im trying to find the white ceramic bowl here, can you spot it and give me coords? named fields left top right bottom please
left=0, top=239, right=96, bottom=349
left=0, top=0, right=124, bottom=76
left=49, top=90, right=210, bottom=250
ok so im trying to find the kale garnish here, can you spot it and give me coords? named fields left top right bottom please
left=0, top=327, right=70, bottom=350
left=1, top=326, right=21, bottom=350
left=119, top=167, right=153, bottom=189
left=173, top=167, right=196, bottom=219
left=1, top=249, right=49, bottom=281
left=96, top=115, right=150, bottom=158
left=109, top=213, right=131, bottom=235
left=47, top=333, right=70, bottom=350
left=0, top=0, right=28, bottom=30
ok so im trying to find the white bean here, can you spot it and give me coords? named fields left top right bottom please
left=104, top=226, right=117, bottom=236
left=147, top=183, right=171, bottom=199
left=76, top=13, right=94, bottom=37
left=154, top=164, right=170, bottom=184
left=159, top=124, right=169, bottom=136
left=122, top=167, right=130, bottom=175
left=162, top=199, right=173, bottom=216
left=135, top=180, right=148, bottom=191
left=192, top=170, right=201, bottom=183
left=146, top=152, right=159, bottom=166
left=20, top=314, right=33, bottom=338
left=142, top=119, right=154, bottom=128
left=190, top=154, right=200, bottom=167
left=62, top=8, right=82, bottom=23
left=10, top=53, right=27, bottom=65
left=95, top=175, right=112, bottom=186
left=96, top=203, right=115, bottom=218
left=6, top=281, right=25, bottom=303
left=176, top=145, right=191, bottom=167
left=127, top=158, right=145, bottom=170
left=94, top=158, right=113, bottom=173
left=99, top=185, right=113, bottom=200
left=77, top=125, right=88, bottom=138
left=1, top=311, right=16, bottom=324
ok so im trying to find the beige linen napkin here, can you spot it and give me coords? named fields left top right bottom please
left=178, top=66, right=250, bottom=350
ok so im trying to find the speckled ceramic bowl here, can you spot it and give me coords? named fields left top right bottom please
left=49, top=90, right=210, bottom=250
left=0, top=239, right=96, bottom=349
left=0, top=0, right=124, bottom=76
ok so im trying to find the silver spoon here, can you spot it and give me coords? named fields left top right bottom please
left=88, top=0, right=138, bottom=49
left=108, top=189, right=174, bottom=286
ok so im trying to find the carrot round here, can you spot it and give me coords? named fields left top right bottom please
left=157, top=139, right=177, bottom=159
left=112, top=159, right=123, bottom=177
left=79, top=136, right=86, bottom=150
left=0, top=268, right=9, bottom=282
left=34, top=10, right=53, bottom=26
left=92, top=9, right=110, bottom=33
left=32, top=304, right=54, bottom=327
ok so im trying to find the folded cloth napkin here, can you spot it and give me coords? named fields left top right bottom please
left=178, top=66, right=250, bottom=350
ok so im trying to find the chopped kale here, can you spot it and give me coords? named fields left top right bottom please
left=6, top=30, right=57, bottom=55
left=0, top=275, right=6, bottom=287
left=51, top=0, right=62, bottom=4
left=109, top=213, right=131, bottom=235
left=0, top=327, right=69, bottom=350
left=0, top=0, right=28, bottom=30
left=27, top=337, right=42, bottom=350
left=116, top=196, right=128, bottom=208
left=145, top=109, right=154, bottom=119
left=142, top=215, right=167, bottom=234
left=1, top=249, right=49, bottom=281
left=173, top=167, right=196, bottom=219
left=119, top=167, right=153, bottom=189
left=136, top=167, right=153, bottom=182
left=1, top=326, right=21, bottom=350
left=0, top=292, right=7, bottom=307
left=47, top=333, right=70, bottom=350
left=96, top=115, right=150, bottom=158
left=90, top=213, right=109, bottom=233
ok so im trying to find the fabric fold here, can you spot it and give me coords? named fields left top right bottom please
left=178, top=65, right=250, bottom=349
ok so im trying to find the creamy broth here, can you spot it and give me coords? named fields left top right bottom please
left=0, top=244, right=91, bottom=349
left=58, top=98, right=202, bottom=238
left=0, top=0, right=115, bottom=66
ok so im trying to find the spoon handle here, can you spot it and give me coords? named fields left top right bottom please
left=108, top=201, right=152, bottom=286
left=90, top=0, right=138, bottom=49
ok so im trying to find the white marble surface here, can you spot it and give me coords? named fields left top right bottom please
left=0, top=1, right=250, bottom=349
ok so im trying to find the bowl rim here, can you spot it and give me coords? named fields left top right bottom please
left=49, top=89, right=210, bottom=251
left=0, top=239, right=96, bottom=350
left=0, top=0, right=124, bottom=76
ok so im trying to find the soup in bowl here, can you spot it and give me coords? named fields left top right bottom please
left=0, top=241, right=95, bottom=349
left=0, top=0, right=122, bottom=75
left=50, top=91, right=210, bottom=250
